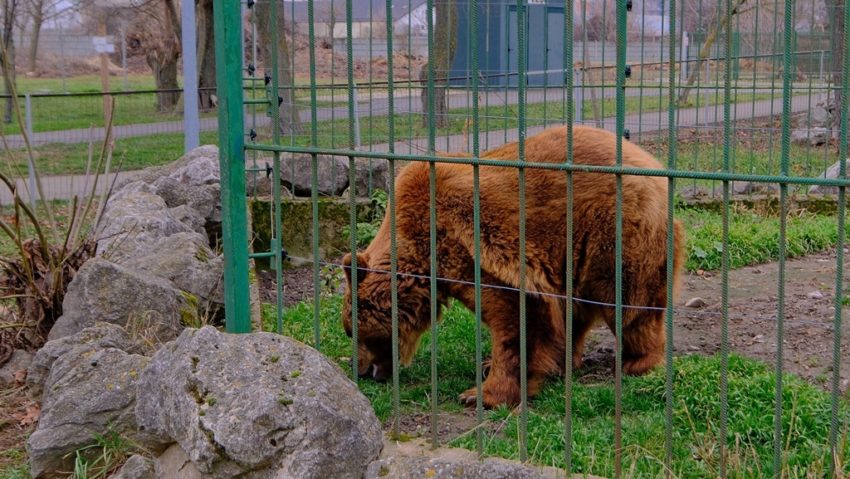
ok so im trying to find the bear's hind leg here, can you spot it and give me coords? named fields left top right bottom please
left=621, top=312, right=665, bottom=375
left=570, top=309, right=597, bottom=371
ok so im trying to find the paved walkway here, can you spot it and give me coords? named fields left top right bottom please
left=6, top=85, right=788, bottom=148
left=0, top=92, right=826, bottom=204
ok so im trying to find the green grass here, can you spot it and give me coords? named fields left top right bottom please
left=680, top=208, right=845, bottom=272
left=15, top=74, right=158, bottom=94
left=269, top=296, right=849, bottom=478
left=3, top=131, right=219, bottom=176
left=0, top=93, right=218, bottom=135
left=0, top=447, right=29, bottom=479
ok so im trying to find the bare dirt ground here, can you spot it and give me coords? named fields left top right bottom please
left=584, top=249, right=850, bottom=394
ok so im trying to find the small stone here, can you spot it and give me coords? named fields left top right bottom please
left=807, top=290, right=825, bottom=300
left=0, top=349, right=33, bottom=386
left=110, top=454, right=156, bottom=479
left=685, top=297, right=707, bottom=308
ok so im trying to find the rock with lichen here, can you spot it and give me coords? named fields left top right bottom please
left=135, top=326, right=383, bottom=479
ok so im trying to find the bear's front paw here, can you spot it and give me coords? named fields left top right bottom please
left=458, top=381, right=521, bottom=409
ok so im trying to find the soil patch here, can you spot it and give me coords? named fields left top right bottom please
left=583, top=249, right=850, bottom=395
left=0, top=383, right=37, bottom=475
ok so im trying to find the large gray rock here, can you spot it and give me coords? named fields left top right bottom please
left=96, top=191, right=194, bottom=262
left=27, top=348, right=164, bottom=478
left=119, top=232, right=223, bottom=314
left=0, top=349, right=33, bottom=386
left=109, top=454, right=156, bottom=479
left=152, top=176, right=221, bottom=223
left=808, top=159, right=850, bottom=195
left=282, top=154, right=349, bottom=196
left=353, top=157, right=390, bottom=198
left=135, top=326, right=383, bottom=479
left=48, top=258, right=188, bottom=342
left=28, top=322, right=142, bottom=398
left=116, top=145, right=220, bottom=191
left=792, top=127, right=831, bottom=146
left=169, top=205, right=207, bottom=236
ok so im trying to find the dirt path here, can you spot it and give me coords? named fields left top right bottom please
left=583, top=249, right=850, bottom=394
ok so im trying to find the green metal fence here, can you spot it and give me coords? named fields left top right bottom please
left=214, top=0, right=850, bottom=476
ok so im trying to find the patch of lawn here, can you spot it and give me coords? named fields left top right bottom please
left=680, top=208, right=845, bottom=272
left=270, top=297, right=849, bottom=478
left=0, top=446, right=29, bottom=479
left=3, top=131, right=219, bottom=176
left=15, top=74, right=158, bottom=94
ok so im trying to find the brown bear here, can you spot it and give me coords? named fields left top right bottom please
left=342, top=125, right=685, bottom=408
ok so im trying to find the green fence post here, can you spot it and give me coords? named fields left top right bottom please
left=214, top=0, right=251, bottom=333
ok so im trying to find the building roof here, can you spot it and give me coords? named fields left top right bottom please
left=284, top=0, right=428, bottom=23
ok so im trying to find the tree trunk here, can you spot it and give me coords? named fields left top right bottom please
left=255, top=2, right=301, bottom=135
left=28, top=12, right=42, bottom=73
left=677, top=0, right=747, bottom=106
left=828, top=0, right=845, bottom=141
left=421, top=0, right=457, bottom=128
left=2, top=0, right=17, bottom=124
left=148, top=0, right=182, bottom=112
left=196, top=0, right=216, bottom=110
left=149, top=54, right=180, bottom=111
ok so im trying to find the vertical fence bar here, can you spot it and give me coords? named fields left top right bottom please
left=311, top=0, right=322, bottom=349
left=516, top=0, right=529, bottom=463
left=563, top=0, right=575, bottom=474
left=344, top=0, right=357, bottom=357
left=267, top=0, right=284, bottom=335
left=719, top=0, right=734, bottom=474
left=773, top=0, right=795, bottom=475
left=470, top=0, right=484, bottom=456
left=385, top=0, right=401, bottom=441
left=24, top=94, right=36, bottom=209
left=829, top=0, right=850, bottom=473
left=425, top=0, right=440, bottom=449
left=213, top=0, right=250, bottom=333
left=614, top=0, right=627, bottom=474
left=665, top=0, right=678, bottom=475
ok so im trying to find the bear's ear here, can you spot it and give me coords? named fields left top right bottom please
left=342, top=252, right=369, bottom=285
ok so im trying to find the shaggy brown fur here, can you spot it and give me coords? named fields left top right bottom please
left=342, top=125, right=685, bottom=408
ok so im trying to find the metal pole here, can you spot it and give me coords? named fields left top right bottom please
left=680, top=31, right=689, bottom=84
left=121, top=24, right=128, bottom=91
left=182, top=0, right=200, bottom=151
left=213, top=0, right=250, bottom=332
left=58, top=20, right=66, bottom=92
left=25, top=94, right=36, bottom=209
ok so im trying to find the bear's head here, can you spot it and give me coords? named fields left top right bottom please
left=341, top=251, right=433, bottom=381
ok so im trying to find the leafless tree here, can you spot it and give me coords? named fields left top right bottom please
left=420, top=0, right=457, bottom=128
left=127, top=0, right=182, bottom=111
left=826, top=0, right=844, bottom=139
left=1, top=0, right=18, bottom=123
left=22, top=0, right=66, bottom=72
left=254, top=0, right=300, bottom=135
left=196, top=0, right=215, bottom=110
